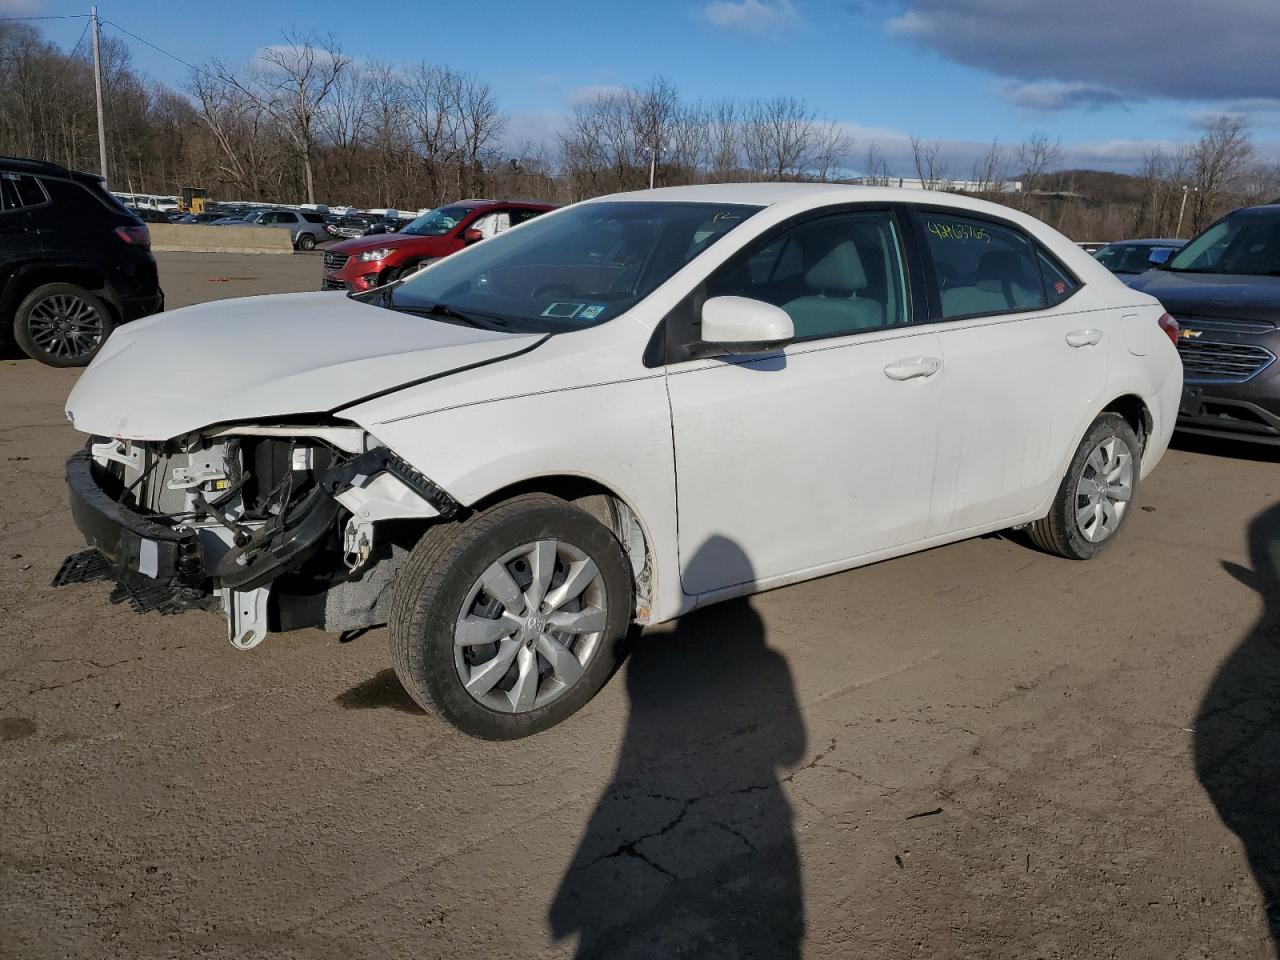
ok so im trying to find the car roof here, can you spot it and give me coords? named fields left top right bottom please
left=0, top=154, right=103, bottom=184
left=586, top=182, right=1042, bottom=221
left=452, top=199, right=556, bottom=211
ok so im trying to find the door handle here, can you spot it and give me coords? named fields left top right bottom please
left=883, top=356, right=942, bottom=381
left=1066, top=329, right=1103, bottom=348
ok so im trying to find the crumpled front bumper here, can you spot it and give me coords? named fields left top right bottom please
left=63, top=449, right=205, bottom=582
left=53, top=450, right=209, bottom=614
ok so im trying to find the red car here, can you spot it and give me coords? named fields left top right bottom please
left=321, top=200, right=556, bottom=292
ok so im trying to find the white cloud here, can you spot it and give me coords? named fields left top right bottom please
left=702, top=0, right=798, bottom=34
left=999, top=81, right=1130, bottom=113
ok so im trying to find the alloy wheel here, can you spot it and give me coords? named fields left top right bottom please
left=454, top=540, right=608, bottom=714
left=1074, top=436, right=1134, bottom=543
left=26, top=293, right=105, bottom=362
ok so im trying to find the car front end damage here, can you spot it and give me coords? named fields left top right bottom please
left=53, top=424, right=456, bottom=648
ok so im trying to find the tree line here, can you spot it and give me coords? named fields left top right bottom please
left=2, top=20, right=1276, bottom=238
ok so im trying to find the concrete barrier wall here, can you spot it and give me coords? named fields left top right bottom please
left=149, top=224, right=295, bottom=255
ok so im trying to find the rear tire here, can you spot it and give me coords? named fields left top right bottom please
left=297, top=233, right=317, bottom=251
left=1027, top=413, right=1141, bottom=560
left=390, top=494, right=633, bottom=739
left=13, top=283, right=115, bottom=367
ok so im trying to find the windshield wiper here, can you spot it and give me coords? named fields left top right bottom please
left=397, top=301, right=511, bottom=331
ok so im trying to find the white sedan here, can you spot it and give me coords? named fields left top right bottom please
left=59, top=184, right=1183, bottom=738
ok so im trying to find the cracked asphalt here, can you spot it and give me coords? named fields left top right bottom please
left=3, top=252, right=1280, bottom=958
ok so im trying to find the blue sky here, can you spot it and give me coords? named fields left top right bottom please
left=11, top=0, right=1280, bottom=174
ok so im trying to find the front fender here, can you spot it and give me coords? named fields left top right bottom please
left=357, top=377, right=687, bottom=622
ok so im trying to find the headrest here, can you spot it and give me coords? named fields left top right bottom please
left=977, top=250, right=1033, bottom=283
left=805, top=240, right=867, bottom=293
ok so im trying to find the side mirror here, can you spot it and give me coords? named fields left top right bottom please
left=1148, top=247, right=1175, bottom=267
left=462, top=228, right=485, bottom=245
left=700, top=296, right=794, bottom=355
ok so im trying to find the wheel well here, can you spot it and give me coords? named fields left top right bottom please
left=1, top=266, right=116, bottom=335
left=471, top=476, right=655, bottom=619
left=1102, top=394, right=1151, bottom=449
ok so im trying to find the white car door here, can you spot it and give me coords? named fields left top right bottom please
left=665, top=209, right=943, bottom=596
left=911, top=210, right=1110, bottom=535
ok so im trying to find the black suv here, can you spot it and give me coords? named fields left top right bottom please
left=1, top=156, right=163, bottom=367
left=1129, top=202, right=1280, bottom=445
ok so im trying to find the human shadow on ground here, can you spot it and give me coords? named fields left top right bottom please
left=1195, top=501, right=1280, bottom=955
left=550, top=536, right=808, bottom=959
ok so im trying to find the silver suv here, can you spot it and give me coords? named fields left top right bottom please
left=247, top=209, right=328, bottom=251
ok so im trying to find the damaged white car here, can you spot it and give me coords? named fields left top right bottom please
left=57, top=184, right=1182, bottom=738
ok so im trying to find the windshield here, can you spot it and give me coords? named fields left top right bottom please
left=382, top=201, right=760, bottom=332
left=1095, top=243, right=1174, bottom=275
left=401, top=205, right=476, bottom=237
left=1168, top=212, right=1280, bottom=276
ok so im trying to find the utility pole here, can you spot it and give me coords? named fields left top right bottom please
left=1176, top=184, right=1194, bottom=238
left=91, top=6, right=108, bottom=186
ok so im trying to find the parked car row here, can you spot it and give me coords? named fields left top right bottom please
left=321, top=199, right=555, bottom=292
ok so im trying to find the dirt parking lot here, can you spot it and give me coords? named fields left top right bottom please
left=2, top=251, right=1279, bottom=959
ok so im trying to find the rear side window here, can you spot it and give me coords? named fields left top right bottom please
left=1037, top=248, right=1079, bottom=305
left=302, top=212, right=325, bottom=224
left=0, top=173, right=47, bottom=211
left=917, top=212, right=1046, bottom=319
left=510, top=208, right=544, bottom=226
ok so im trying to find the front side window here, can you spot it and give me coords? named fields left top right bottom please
left=386, top=201, right=759, bottom=332
left=918, top=212, right=1046, bottom=318
left=707, top=211, right=909, bottom=339
left=1168, top=211, right=1280, bottom=276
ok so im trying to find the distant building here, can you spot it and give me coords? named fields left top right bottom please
left=838, top=176, right=1023, bottom=194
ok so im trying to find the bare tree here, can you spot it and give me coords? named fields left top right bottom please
left=742, top=96, right=816, bottom=181
left=970, top=140, right=1005, bottom=195
left=809, top=121, right=851, bottom=182
left=909, top=135, right=949, bottom=189
left=862, top=143, right=891, bottom=186
left=1015, top=131, right=1064, bottom=204
left=706, top=99, right=740, bottom=181
left=1188, top=115, right=1254, bottom=232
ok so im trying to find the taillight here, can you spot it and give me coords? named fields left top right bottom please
left=1157, top=312, right=1179, bottom=347
left=115, top=224, right=150, bottom=248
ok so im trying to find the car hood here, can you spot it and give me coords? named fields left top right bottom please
left=329, top=232, right=450, bottom=255
left=65, top=292, right=543, bottom=441
left=1125, top=269, right=1280, bottom=322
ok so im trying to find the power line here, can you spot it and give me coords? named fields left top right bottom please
left=100, top=18, right=204, bottom=75
left=0, top=14, right=91, bottom=21
left=101, top=19, right=280, bottom=114
left=68, top=19, right=92, bottom=59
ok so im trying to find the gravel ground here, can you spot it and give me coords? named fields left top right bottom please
left=1, top=251, right=1278, bottom=959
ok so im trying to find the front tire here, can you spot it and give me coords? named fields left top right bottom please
left=1028, top=413, right=1141, bottom=560
left=390, top=494, right=634, bottom=739
left=13, top=283, right=115, bottom=367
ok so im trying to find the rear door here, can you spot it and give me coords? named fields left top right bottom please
left=0, top=174, right=46, bottom=306
left=911, top=208, right=1107, bottom=534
